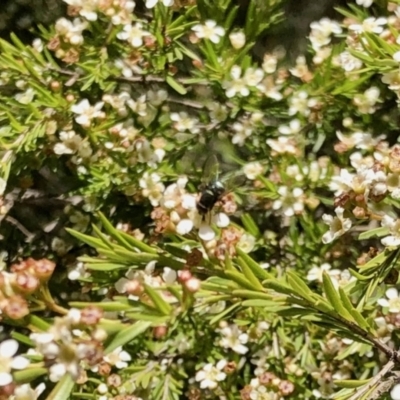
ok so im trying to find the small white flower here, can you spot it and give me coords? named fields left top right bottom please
left=223, top=66, right=249, bottom=98
left=64, top=0, right=98, bottom=21
left=195, top=360, right=227, bottom=389
left=378, top=288, right=400, bottom=313
left=243, top=162, right=263, bottom=180
left=0, top=339, right=29, bottom=387
left=272, top=186, right=304, bottom=217
left=117, top=23, right=150, bottom=47
left=170, top=112, right=200, bottom=134
left=229, top=31, right=246, bottom=49
left=71, top=99, right=104, bottom=127
left=349, top=17, right=387, bottom=34
left=32, top=38, right=43, bottom=52
left=278, top=119, right=301, bottom=135
left=162, top=267, right=177, bottom=284
left=394, top=51, right=400, bottom=63
left=219, top=324, right=249, bottom=354
left=321, top=207, right=352, bottom=244
left=192, top=20, right=225, bottom=44
left=237, top=233, right=256, bottom=253
left=391, top=383, right=400, bottom=400
left=243, top=68, right=264, bottom=87
left=13, top=382, right=46, bottom=400
left=198, top=224, right=215, bottom=241
left=213, top=212, right=230, bottom=228
left=381, top=216, right=400, bottom=248
left=15, top=88, right=35, bottom=104
left=356, top=0, right=373, bottom=7
left=176, top=219, right=194, bottom=235
left=139, top=172, right=165, bottom=206
left=103, top=347, right=131, bottom=369
left=145, top=0, right=174, bottom=8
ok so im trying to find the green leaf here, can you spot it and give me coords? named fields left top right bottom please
left=338, top=287, right=370, bottom=331
left=13, top=368, right=47, bottom=384
left=322, top=272, right=354, bottom=321
left=105, top=320, right=152, bottom=354
left=236, top=249, right=272, bottom=280
left=358, top=226, right=389, bottom=240
left=235, top=256, right=264, bottom=290
left=46, top=374, right=75, bottom=400
left=69, top=301, right=133, bottom=312
left=166, top=75, right=187, bottom=94
left=27, top=315, right=51, bottom=331
left=209, top=303, right=241, bottom=325
left=240, top=213, right=261, bottom=238
left=287, top=272, right=315, bottom=303
left=144, top=284, right=173, bottom=316
left=358, top=250, right=390, bottom=273
left=224, top=270, right=258, bottom=290
left=334, top=379, right=371, bottom=389
left=84, top=263, right=130, bottom=271
left=66, top=228, right=111, bottom=250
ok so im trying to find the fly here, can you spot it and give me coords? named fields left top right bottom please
left=197, top=155, right=226, bottom=219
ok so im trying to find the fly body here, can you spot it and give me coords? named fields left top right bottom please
left=197, top=180, right=225, bottom=217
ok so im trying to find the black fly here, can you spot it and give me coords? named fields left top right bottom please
left=197, top=155, right=226, bottom=219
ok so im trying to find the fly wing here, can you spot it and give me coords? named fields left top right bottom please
left=202, top=154, right=220, bottom=185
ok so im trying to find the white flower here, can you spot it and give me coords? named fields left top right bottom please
left=71, top=99, right=104, bottom=127
left=266, top=137, right=298, bottom=155
left=262, top=54, right=278, bottom=73
left=117, top=23, right=150, bottom=47
left=192, top=20, right=225, bottom=44
left=321, top=207, right=352, bottom=244
left=55, top=18, right=88, bottom=45
left=356, top=0, right=373, bottom=7
left=378, top=288, right=400, bottom=313
left=349, top=17, right=387, bottom=34
left=243, top=68, right=264, bottom=87
left=307, top=263, right=339, bottom=283
left=392, top=384, right=400, bottom=400
left=272, top=186, right=304, bottom=217
left=32, top=38, right=43, bottom=52
left=54, top=131, right=84, bottom=155
left=68, top=262, right=87, bottom=281
left=0, top=339, right=29, bottom=386
left=394, top=51, right=400, bottom=63
left=278, top=119, right=301, bottom=135
left=170, top=112, right=200, bottom=133
left=243, top=162, right=263, bottom=180
left=353, top=87, right=380, bottom=114
left=232, top=121, right=253, bottom=145
left=15, top=88, right=35, bottom=104
left=13, top=382, right=46, bottom=400
left=139, top=172, right=165, bottom=206
left=381, top=216, right=400, bottom=247
left=64, top=0, right=98, bottom=21
left=339, top=51, right=363, bottom=72
left=288, top=91, right=313, bottom=116
left=237, top=233, right=256, bottom=253
left=195, top=360, right=227, bottom=389
left=198, top=223, right=216, bottom=241
left=219, top=324, right=249, bottom=354
left=229, top=31, right=246, bottom=49
left=162, top=267, right=177, bottom=284
left=145, top=0, right=174, bottom=8
left=0, top=178, right=6, bottom=196
left=103, top=347, right=131, bottom=369
left=309, top=18, right=342, bottom=50
left=223, top=66, right=249, bottom=98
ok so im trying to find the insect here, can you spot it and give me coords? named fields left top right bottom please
left=197, top=155, right=227, bottom=219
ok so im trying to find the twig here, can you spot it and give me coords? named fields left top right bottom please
left=348, top=359, right=395, bottom=400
